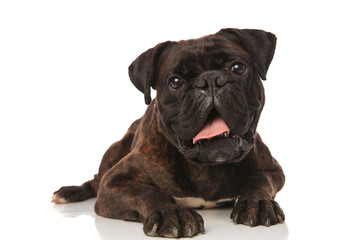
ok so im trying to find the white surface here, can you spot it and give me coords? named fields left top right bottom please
left=50, top=199, right=289, bottom=240
left=1, top=0, right=360, bottom=239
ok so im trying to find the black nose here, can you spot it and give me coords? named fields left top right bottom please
left=195, top=71, right=227, bottom=88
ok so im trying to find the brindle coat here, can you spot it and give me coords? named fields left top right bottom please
left=53, top=28, right=285, bottom=238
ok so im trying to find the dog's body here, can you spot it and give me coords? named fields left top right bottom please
left=53, top=28, right=285, bottom=238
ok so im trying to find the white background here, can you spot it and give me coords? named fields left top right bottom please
left=1, top=0, right=359, bottom=239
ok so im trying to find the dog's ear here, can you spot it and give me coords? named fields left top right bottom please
left=128, top=41, right=175, bottom=105
left=217, top=28, right=277, bottom=80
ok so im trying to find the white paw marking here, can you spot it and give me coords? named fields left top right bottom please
left=147, top=224, right=158, bottom=237
left=52, top=194, right=68, bottom=204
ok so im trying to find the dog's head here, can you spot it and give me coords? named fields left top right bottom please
left=128, top=28, right=276, bottom=164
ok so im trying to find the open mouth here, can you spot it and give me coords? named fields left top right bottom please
left=192, top=109, right=254, bottom=146
left=177, top=109, right=255, bottom=163
left=192, top=110, right=231, bottom=144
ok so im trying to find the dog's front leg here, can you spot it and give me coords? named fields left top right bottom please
left=231, top=166, right=285, bottom=227
left=94, top=159, right=204, bottom=238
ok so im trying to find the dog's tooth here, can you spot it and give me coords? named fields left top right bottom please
left=223, top=132, right=229, bottom=137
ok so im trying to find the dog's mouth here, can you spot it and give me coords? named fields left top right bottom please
left=177, top=110, right=255, bottom=164
left=192, top=110, right=231, bottom=145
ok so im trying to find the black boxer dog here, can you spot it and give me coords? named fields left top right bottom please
left=53, top=28, right=285, bottom=238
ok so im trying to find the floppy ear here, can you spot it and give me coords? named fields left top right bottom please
left=216, top=28, right=277, bottom=80
left=128, top=41, right=175, bottom=105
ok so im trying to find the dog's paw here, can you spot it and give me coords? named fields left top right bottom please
left=231, top=200, right=285, bottom=227
left=52, top=186, right=85, bottom=204
left=52, top=180, right=97, bottom=204
left=143, top=207, right=205, bottom=238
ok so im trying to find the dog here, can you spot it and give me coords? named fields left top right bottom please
left=53, top=28, right=285, bottom=238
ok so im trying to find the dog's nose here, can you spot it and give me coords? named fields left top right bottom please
left=196, top=71, right=227, bottom=88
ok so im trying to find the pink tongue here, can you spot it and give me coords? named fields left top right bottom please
left=193, top=116, right=230, bottom=144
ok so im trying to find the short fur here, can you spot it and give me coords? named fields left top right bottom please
left=53, top=28, right=285, bottom=238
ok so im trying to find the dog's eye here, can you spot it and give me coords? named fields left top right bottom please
left=169, top=77, right=184, bottom=90
left=230, top=63, right=246, bottom=75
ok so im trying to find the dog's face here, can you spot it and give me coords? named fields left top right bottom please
left=129, top=28, right=276, bottom=164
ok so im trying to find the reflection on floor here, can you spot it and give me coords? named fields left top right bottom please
left=52, top=198, right=289, bottom=240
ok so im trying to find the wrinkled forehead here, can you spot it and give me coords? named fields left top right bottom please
left=162, top=36, right=250, bottom=75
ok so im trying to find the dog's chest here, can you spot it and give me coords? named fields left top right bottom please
left=173, top=196, right=235, bottom=209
